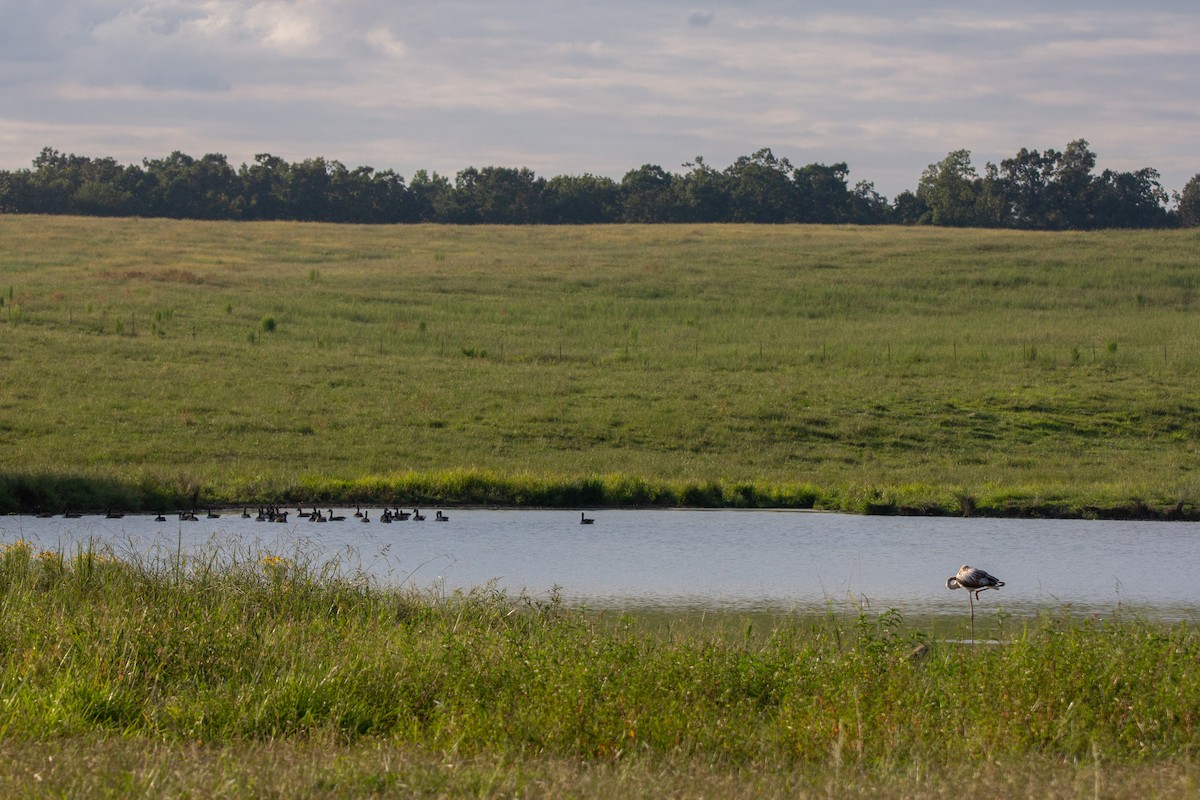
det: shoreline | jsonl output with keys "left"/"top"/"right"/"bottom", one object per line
{"left": 3, "top": 472, "right": 1196, "bottom": 521}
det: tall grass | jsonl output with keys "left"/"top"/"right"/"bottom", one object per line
{"left": 3, "top": 540, "right": 1199, "bottom": 767}
{"left": 2, "top": 217, "right": 1200, "bottom": 515}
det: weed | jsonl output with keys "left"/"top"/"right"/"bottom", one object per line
{"left": 0, "top": 542, "right": 1198, "bottom": 787}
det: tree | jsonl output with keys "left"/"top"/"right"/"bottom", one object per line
{"left": 537, "top": 174, "right": 620, "bottom": 223}
{"left": 891, "top": 190, "right": 926, "bottom": 225}
{"left": 994, "top": 147, "right": 1056, "bottom": 228}
{"left": 365, "top": 168, "right": 410, "bottom": 223}
{"left": 724, "top": 148, "right": 796, "bottom": 223}
{"left": 437, "top": 167, "right": 482, "bottom": 223}
{"left": 846, "top": 180, "right": 891, "bottom": 224}
{"left": 675, "top": 157, "right": 730, "bottom": 222}
{"left": 620, "top": 164, "right": 678, "bottom": 223}
{"left": 323, "top": 163, "right": 406, "bottom": 223}
{"left": 284, "top": 157, "right": 335, "bottom": 221}
{"left": 1088, "top": 167, "right": 1170, "bottom": 228}
{"left": 239, "top": 154, "right": 289, "bottom": 220}
{"left": 1176, "top": 174, "right": 1200, "bottom": 227}
{"left": 2, "top": 141, "right": 1185, "bottom": 229}
{"left": 917, "top": 150, "right": 982, "bottom": 226}
{"left": 793, "top": 162, "right": 851, "bottom": 223}
{"left": 455, "top": 166, "right": 544, "bottom": 224}
{"left": 972, "top": 163, "right": 1010, "bottom": 228}
{"left": 1046, "top": 139, "right": 1096, "bottom": 229}
{"left": 61, "top": 154, "right": 140, "bottom": 216}
{"left": 140, "top": 151, "right": 241, "bottom": 219}
{"left": 407, "top": 170, "right": 453, "bottom": 222}
{"left": 0, "top": 169, "right": 36, "bottom": 213}
{"left": 70, "top": 178, "right": 136, "bottom": 216}
{"left": 29, "top": 147, "right": 82, "bottom": 213}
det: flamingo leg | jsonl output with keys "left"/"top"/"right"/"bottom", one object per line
{"left": 969, "top": 593, "right": 975, "bottom": 641}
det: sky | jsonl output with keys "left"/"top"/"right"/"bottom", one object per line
{"left": 1, "top": 1, "right": 1197, "bottom": 201}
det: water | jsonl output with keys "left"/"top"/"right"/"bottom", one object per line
{"left": 3, "top": 508, "right": 1197, "bottom": 619}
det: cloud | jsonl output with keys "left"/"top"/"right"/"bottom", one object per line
{"left": 365, "top": 26, "right": 406, "bottom": 60}
{"left": 241, "top": 1, "right": 322, "bottom": 51}
{"left": 0, "top": 1, "right": 1196, "bottom": 199}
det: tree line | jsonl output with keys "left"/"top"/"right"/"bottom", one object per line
{"left": 1, "top": 141, "right": 1196, "bottom": 228}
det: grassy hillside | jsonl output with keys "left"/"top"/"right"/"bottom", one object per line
{"left": 2, "top": 216, "right": 1199, "bottom": 516}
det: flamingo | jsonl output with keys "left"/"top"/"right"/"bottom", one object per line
{"left": 947, "top": 564, "right": 1005, "bottom": 639}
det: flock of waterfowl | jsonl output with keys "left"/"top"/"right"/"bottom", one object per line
{"left": 176, "top": 506, "right": 448, "bottom": 523}
{"left": 34, "top": 507, "right": 601, "bottom": 524}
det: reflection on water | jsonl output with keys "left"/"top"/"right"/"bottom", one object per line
{"left": 3, "top": 509, "right": 1197, "bottom": 619}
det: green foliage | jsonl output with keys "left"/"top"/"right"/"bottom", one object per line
{"left": 0, "top": 142, "right": 1182, "bottom": 228}
{"left": 1178, "top": 174, "right": 1200, "bottom": 227}
{"left": 2, "top": 541, "right": 1199, "bottom": 780}
{"left": 917, "top": 149, "right": 981, "bottom": 226}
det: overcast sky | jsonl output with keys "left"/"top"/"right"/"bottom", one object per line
{"left": 1, "top": 1, "right": 1196, "bottom": 200}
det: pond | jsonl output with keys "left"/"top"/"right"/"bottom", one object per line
{"left": 3, "top": 508, "right": 1196, "bottom": 620}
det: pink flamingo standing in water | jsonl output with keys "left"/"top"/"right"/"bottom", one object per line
{"left": 946, "top": 564, "right": 1005, "bottom": 639}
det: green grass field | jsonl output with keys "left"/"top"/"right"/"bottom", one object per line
{"left": 2, "top": 216, "right": 1199, "bottom": 516}
{"left": 1, "top": 541, "right": 1199, "bottom": 798}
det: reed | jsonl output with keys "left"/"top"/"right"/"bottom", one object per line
{"left": 1, "top": 541, "right": 1198, "bottom": 797}
{"left": 2, "top": 217, "right": 1200, "bottom": 516}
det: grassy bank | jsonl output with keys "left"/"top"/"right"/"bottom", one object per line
{"left": 2, "top": 217, "right": 1200, "bottom": 516}
{"left": 1, "top": 541, "right": 1198, "bottom": 797}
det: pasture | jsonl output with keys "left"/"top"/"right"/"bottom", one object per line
{"left": 1, "top": 216, "right": 1199, "bottom": 515}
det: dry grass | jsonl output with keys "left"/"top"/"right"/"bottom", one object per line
{"left": 2, "top": 738, "right": 1198, "bottom": 799}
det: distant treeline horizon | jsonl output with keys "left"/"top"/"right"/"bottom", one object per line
{"left": 2, "top": 141, "right": 1197, "bottom": 229}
